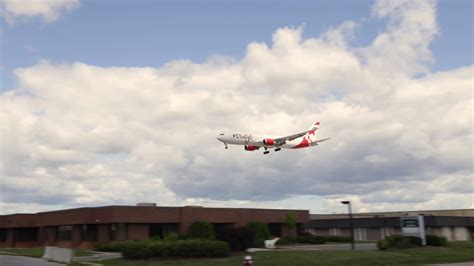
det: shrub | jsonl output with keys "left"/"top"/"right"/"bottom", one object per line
{"left": 187, "top": 221, "right": 216, "bottom": 240}
{"left": 247, "top": 221, "right": 271, "bottom": 247}
{"left": 377, "top": 239, "right": 390, "bottom": 250}
{"left": 120, "top": 239, "right": 230, "bottom": 259}
{"left": 149, "top": 235, "right": 162, "bottom": 241}
{"left": 379, "top": 235, "right": 422, "bottom": 250}
{"left": 121, "top": 241, "right": 154, "bottom": 259}
{"left": 94, "top": 242, "right": 126, "bottom": 252}
{"left": 219, "top": 227, "right": 255, "bottom": 251}
{"left": 426, "top": 235, "right": 448, "bottom": 246}
{"left": 395, "top": 237, "right": 416, "bottom": 249}
{"left": 163, "top": 232, "right": 179, "bottom": 241}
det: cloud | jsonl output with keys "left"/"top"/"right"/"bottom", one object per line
{"left": 1, "top": 0, "right": 472, "bottom": 214}
{"left": 0, "top": 0, "right": 80, "bottom": 25}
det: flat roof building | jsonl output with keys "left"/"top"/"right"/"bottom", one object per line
{"left": 0, "top": 205, "right": 309, "bottom": 249}
{"left": 304, "top": 209, "right": 474, "bottom": 242}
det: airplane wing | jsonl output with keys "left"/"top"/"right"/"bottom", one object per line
{"left": 272, "top": 130, "right": 315, "bottom": 146}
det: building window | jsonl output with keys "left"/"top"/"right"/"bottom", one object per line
{"left": 0, "top": 229, "right": 6, "bottom": 242}
{"left": 81, "top": 224, "right": 98, "bottom": 242}
{"left": 15, "top": 228, "right": 38, "bottom": 242}
{"left": 149, "top": 224, "right": 178, "bottom": 238}
{"left": 57, "top": 226, "right": 73, "bottom": 241}
{"left": 110, "top": 224, "right": 127, "bottom": 241}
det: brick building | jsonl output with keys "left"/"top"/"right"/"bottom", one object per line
{"left": 0, "top": 205, "right": 309, "bottom": 249}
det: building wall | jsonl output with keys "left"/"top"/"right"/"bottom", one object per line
{"left": 0, "top": 206, "right": 309, "bottom": 248}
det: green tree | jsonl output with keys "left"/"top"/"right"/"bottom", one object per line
{"left": 283, "top": 213, "right": 297, "bottom": 229}
{"left": 247, "top": 221, "right": 271, "bottom": 247}
{"left": 187, "top": 221, "right": 216, "bottom": 240}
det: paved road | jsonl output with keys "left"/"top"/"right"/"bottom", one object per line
{"left": 0, "top": 255, "right": 64, "bottom": 266}
{"left": 247, "top": 243, "right": 378, "bottom": 252}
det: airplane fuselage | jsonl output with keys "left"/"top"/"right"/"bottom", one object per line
{"left": 217, "top": 133, "right": 313, "bottom": 149}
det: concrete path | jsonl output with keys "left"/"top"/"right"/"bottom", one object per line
{"left": 247, "top": 243, "right": 377, "bottom": 252}
{"left": 75, "top": 251, "right": 121, "bottom": 262}
{"left": 0, "top": 254, "right": 64, "bottom": 266}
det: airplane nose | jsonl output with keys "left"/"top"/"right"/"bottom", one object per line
{"left": 217, "top": 133, "right": 225, "bottom": 141}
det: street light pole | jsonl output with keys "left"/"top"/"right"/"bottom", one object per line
{"left": 341, "top": 201, "right": 355, "bottom": 250}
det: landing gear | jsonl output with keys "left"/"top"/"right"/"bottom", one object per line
{"left": 275, "top": 148, "right": 281, "bottom": 152}
{"left": 263, "top": 147, "right": 269, "bottom": 155}
{"left": 224, "top": 143, "right": 228, "bottom": 149}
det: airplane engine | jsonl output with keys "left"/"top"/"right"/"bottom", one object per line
{"left": 244, "top": 145, "right": 258, "bottom": 151}
{"left": 262, "top": 139, "right": 276, "bottom": 146}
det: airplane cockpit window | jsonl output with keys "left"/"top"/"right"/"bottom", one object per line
{"left": 219, "top": 133, "right": 225, "bottom": 136}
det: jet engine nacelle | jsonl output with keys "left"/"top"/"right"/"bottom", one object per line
{"left": 262, "top": 139, "right": 276, "bottom": 146}
{"left": 244, "top": 145, "right": 258, "bottom": 151}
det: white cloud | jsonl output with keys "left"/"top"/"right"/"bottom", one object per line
{"left": 1, "top": 0, "right": 472, "bottom": 214}
{"left": 0, "top": 0, "right": 79, "bottom": 25}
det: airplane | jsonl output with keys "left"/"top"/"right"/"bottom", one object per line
{"left": 217, "top": 121, "right": 330, "bottom": 154}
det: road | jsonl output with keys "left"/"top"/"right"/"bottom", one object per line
{"left": 0, "top": 255, "right": 64, "bottom": 266}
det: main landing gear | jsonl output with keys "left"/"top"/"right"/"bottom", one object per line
{"left": 224, "top": 143, "right": 228, "bottom": 149}
{"left": 263, "top": 147, "right": 281, "bottom": 154}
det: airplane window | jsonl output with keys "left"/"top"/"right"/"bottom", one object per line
{"left": 219, "top": 133, "right": 224, "bottom": 136}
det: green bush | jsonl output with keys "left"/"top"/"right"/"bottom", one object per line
{"left": 94, "top": 242, "right": 127, "bottom": 252}
{"left": 377, "top": 239, "right": 390, "bottom": 250}
{"left": 426, "top": 235, "right": 448, "bottom": 246}
{"left": 187, "top": 221, "right": 216, "bottom": 240}
{"left": 277, "top": 235, "right": 326, "bottom": 245}
{"left": 247, "top": 221, "right": 271, "bottom": 247}
{"left": 121, "top": 241, "right": 154, "bottom": 259}
{"left": 120, "top": 239, "right": 230, "bottom": 259}
{"left": 163, "top": 232, "right": 179, "bottom": 241}
{"left": 379, "top": 235, "right": 422, "bottom": 250}
{"left": 283, "top": 213, "right": 297, "bottom": 229}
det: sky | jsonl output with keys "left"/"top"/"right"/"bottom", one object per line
{"left": 0, "top": 0, "right": 473, "bottom": 215}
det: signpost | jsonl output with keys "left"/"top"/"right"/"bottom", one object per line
{"left": 400, "top": 215, "right": 426, "bottom": 245}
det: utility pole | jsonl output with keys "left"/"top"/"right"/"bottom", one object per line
{"left": 341, "top": 200, "right": 355, "bottom": 250}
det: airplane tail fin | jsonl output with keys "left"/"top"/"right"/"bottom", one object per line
{"left": 307, "top": 121, "right": 320, "bottom": 136}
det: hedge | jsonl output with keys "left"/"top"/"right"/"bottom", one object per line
{"left": 121, "top": 239, "right": 230, "bottom": 259}
{"left": 426, "top": 235, "right": 448, "bottom": 246}
{"left": 377, "top": 235, "right": 422, "bottom": 250}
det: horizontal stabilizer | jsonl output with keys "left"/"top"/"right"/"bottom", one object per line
{"left": 311, "top": 138, "right": 331, "bottom": 146}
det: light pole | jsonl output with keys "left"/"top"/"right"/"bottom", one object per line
{"left": 341, "top": 201, "right": 355, "bottom": 250}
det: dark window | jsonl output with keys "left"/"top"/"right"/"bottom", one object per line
{"left": 81, "top": 224, "right": 98, "bottom": 242}
{"left": 110, "top": 224, "right": 127, "bottom": 241}
{"left": 57, "top": 226, "right": 73, "bottom": 241}
{"left": 15, "top": 228, "right": 38, "bottom": 242}
{"left": 268, "top": 223, "right": 282, "bottom": 236}
{"left": 0, "top": 229, "right": 7, "bottom": 242}
{"left": 149, "top": 224, "right": 178, "bottom": 238}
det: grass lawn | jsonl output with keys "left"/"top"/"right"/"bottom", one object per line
{"left": 0, "top": 247, "right": 97, "bottom": 258}
{"left": 95, "top": 241, "right": 474, "bottom": 266}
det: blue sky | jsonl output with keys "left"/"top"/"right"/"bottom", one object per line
{"left": 2, "top": 0, "right": 472, "bottom": 91}
{"left": 0, "top": 0, "right": 472, "bottom": 214}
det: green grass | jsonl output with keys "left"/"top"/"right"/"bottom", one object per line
{"left": 96, "top": 241, "right": 474, "bottom": 266}
{"left": 0, "top": 247, "right": 97, "bottom": 258}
